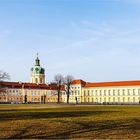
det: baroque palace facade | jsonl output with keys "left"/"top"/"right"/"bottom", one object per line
{"left": 0, "top": 56, "right": 140, "bottom": 104}
{"left": 0, "top": 55, "right": 65, "bottom": 103}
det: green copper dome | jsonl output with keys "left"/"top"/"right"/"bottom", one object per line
{"left": 31, "top": 54, "right": 45, "bottom": 74}
{"left": 31, "top": 66, "right": 45, "bottom": 74}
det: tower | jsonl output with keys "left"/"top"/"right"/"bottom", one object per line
{"left": 30, "top": 54, "right": 45, "bottom": 84}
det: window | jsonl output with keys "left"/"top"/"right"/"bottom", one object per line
{"left": 108, "top": 90, "right": 111, "bottom": 96}
{"left": 84, "top": 98, "right": 86, "bottom": 102}
{"left": 88, "top": 90, "right": 90, "bottom": 96}
{"left": 123, "top": 97, "right": 125, "bottom": 102}
{"left": 96, "top": 98, "right": 98, "bottom": 102}
{"left": 113, "top": 97, "right": 115, "bottom": 102}
{"left": 127, "top": 89, "right": 130, "bottom": 95}
{"left": 138, "top": 89, "right": 140, "bottom": 95}
{"left": 118, "top": 90, "right": 120, "bottom": 96}
{"left": 95, "top": 90, "right": 97, "bottom": 96}
{"left": 92, "top": 90, "right": 94, "bottom": 96}
{"left": 100, "top": 90, "right": 102, "bottom": 96}
{"left": 78, "top": 91, "right": 80, "bottom": 95}
{"left": 128, "top": 97, "right": 130, "bottom": 102}
{"left": 133, "top": 89, "right": 135, "bottom": 95}
{"left": 118, "top": 97, "right": 120, "bottom": 102}
{"left": 104, "top": 90, "right": 106, "bottom": 96}
{"left": 35, "top": 78, "right": 38, "bottom": 84}
{"left": 40, "top": 78, "right": 42, "bottom": 83}
{"left": 92, "top": 98, "right": 94, "bottom": 102}
{"left": 133, "top": 97, "right": 135, "bottom": 102}
{"left": 84, "top": 90, "right": 86, "bottom": 96}
{"left": 122, "top": 89, "right": 125, "bottom": 95}
{"left": 113, "top": 90, "right": 115, "bottom": 96}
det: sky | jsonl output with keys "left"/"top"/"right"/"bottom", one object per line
{"left": 1, "top": 0, "right": 140, "bottom": 83}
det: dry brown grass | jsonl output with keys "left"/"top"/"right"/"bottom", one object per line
{"left": 0, "top": 104, "right": 139, "bottom": 139}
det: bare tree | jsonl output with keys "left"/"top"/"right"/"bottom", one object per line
{"left": 0, "top": 70, "right": 10, "bottom": 82}
{"left": 0, "top": 70, "right": 10, "bottom": 102}
{"left": 65, "top": 75, "right": 74, "bottom": 104}
{"left": 54, "top": 74, "right": 64, "bottom": 103}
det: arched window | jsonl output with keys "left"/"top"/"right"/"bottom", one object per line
{"left": 35, "top": 78, "right": 38, "bottom": 84}
{"left": 40, "top": 78, "right": 42, "bottom": 83}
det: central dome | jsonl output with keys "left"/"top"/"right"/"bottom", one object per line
{"left": 30, "top": 54, "right": 46, "bottom": 84}
{"left": 31, "top": 66, "right": 45, "bottom": 74}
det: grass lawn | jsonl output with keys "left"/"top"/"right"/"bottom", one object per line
{"left": 0, "top": 104, "right": 139, "bottom": 139}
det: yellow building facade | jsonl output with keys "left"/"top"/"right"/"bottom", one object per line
{"left": 0, "top": 56, "right": 140, "bottom": 104}
{"left": 67, "top": 80, "right": 140, "bottom": 104}
{"left": 0, "top": 82, "right": 65, "bottom": 103}
{"left": 0, "top": 55, "right": 65, "bottom": 103}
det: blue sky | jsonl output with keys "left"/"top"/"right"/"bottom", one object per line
{"left": 1, "top": 0, "right": 140, "bottom": 83}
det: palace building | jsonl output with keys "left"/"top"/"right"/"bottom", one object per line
{"left": 0, "top": 55, "right": 65, "bottom": 103}
{"left": 67, "top": 80, "right": 140, "bottom": 104}
{"left": 65, "top": 80, "right": 140, "bottom": 104}
{"left": 0, "top": 56, "right": 140, "bottom": 104}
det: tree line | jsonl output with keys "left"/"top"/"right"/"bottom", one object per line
{"left": 0, "top": 70, "right": 10, "bottom": 93}
{"left": 53, "top": 74, "right": 74, "bottom": 104}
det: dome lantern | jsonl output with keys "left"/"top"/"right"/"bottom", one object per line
{"left": 30, "top": 53, "right": 45, "bottom": 84}
{"left": 35, "top": 53, "right": 40, "bottom": 66}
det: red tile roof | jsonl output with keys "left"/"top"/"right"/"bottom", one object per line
{"left": 85, "top": 81, "right": 140, "bottom": 87}
{"left": 1, "top": 80, "right": 140, "bottom": 89}
{"left": 70, "top": 79, "right": 86, "bottom": 86}
{"left": 0, "top": 81, "right": 65, "bottom": 90}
